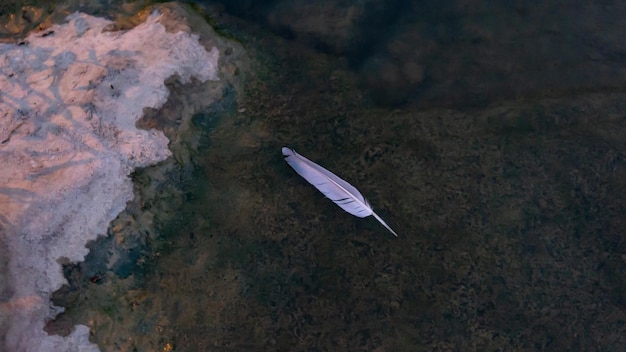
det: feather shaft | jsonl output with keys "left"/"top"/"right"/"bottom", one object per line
{"left": 282, "top": 147, "right": 398, "bottom": 237}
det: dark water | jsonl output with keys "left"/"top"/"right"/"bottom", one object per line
{"left": 6, "top": 0, "right": 625, "bottom": 351}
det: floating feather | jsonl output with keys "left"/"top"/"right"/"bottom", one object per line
{"left": 282, "top": 147, "right": 399, "bottom": 237}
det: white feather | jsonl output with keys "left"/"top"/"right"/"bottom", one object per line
{"left": 282, "top": 147, "right": 399, "bottom": 237}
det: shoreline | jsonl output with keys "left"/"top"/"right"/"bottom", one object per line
{"left": 0, "top": 5, "right": 224, "bottom": 350}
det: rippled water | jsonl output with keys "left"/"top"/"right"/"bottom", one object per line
{"left": 4, "top": 1, "right": 626, "bottom": 351}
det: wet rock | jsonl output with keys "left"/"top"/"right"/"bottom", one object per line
{"left": 0, "top": 2, "right": 245, "bottom": 351}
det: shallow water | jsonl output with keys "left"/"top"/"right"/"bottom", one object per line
{"left": 4, "top": 1, "right": 626, "bottom": 351}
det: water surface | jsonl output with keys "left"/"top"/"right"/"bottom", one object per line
{"left": 4, "top": 0, "right": 625, "bottom": 350}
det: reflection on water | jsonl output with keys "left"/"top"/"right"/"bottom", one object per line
{"left": 4, "top": 0, "right": 626, "bottom": 350}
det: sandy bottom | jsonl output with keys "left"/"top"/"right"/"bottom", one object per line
{"left": 48, "top": 9, "right": 626, "bottom": 350}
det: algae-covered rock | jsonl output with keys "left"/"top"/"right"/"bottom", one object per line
{"left": 0, "top": 2, "right": 244, "bottom": 351}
